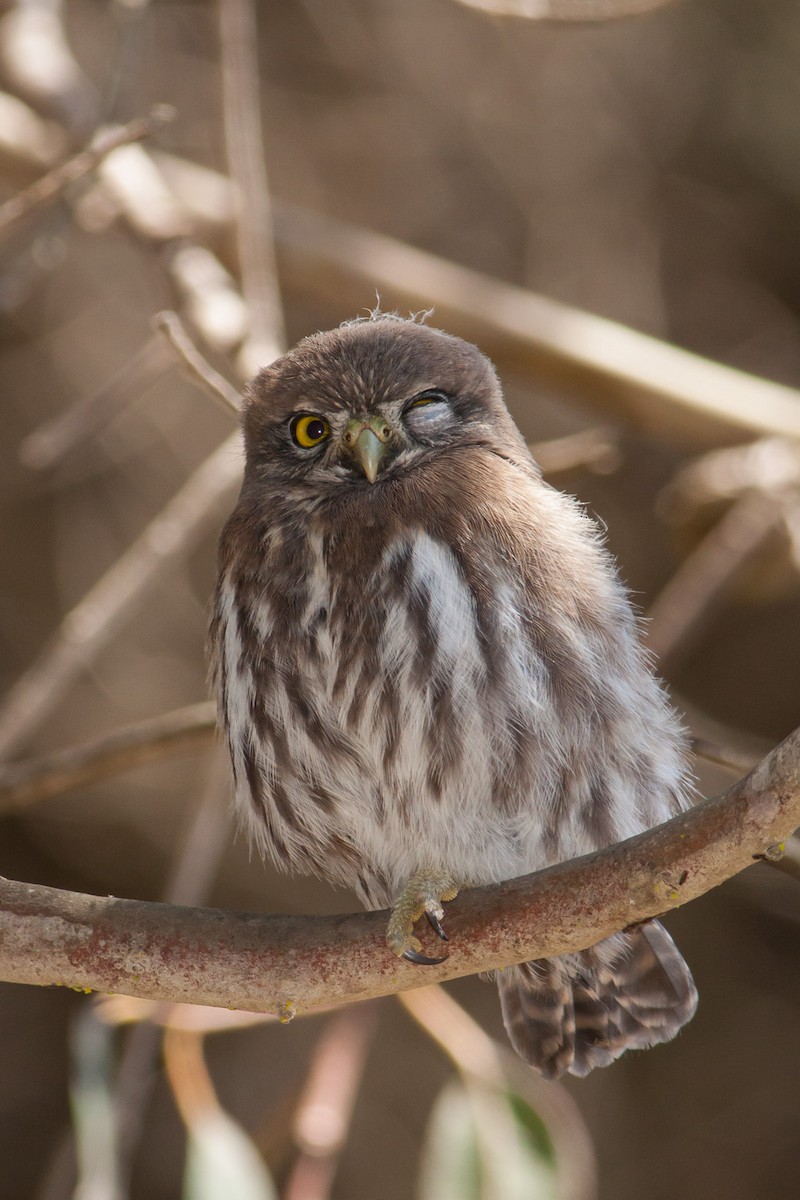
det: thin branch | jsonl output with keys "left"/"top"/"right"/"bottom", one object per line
{"left": 0, "top": 107, "right": 174, "bottom": 241}
{"left": 162, "top": 1027, "right": 218, "bottom": 1127}
{"left": 0, "top": 433, "right": 241, "bottom": 761}
{"left": 274, "top": 203, "right": 800, "bottom": 449}
{"left": 528, "top": 427, "right": 620, "bottom": 476}
{"left": 153, "top": 311, "right": 242, "bottom": 415}
{"left": 690, "top": 737, "right": 757, "bottom": 777}
{"left": 1, "top": 723, "right": 798, "bottom": 1010}
{"left": 166, "top": 244, "right": 251, "bottom": 353}
{"left": 284, "top": 1007, "right": 378, "bottom": 1200}
{"left": 218, "top": 0, "right": 285, "bottom": 370}
{"left": 0, "top": 701, "right": 217, "bottom": 811}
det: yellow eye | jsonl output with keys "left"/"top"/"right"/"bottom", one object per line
{"left": 291, "top": 414, "right": 331, "bottom": 448}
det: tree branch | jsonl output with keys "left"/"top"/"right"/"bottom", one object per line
{"left": 0, "top": 434, "right": 241, "bottom": 760}
{"left": 0, "top": 107, "right": 174, "bottom": 241}
{"left": 0, "top": 702, "right": 216, "bottom": 812}
{"left": 1, "top": 725, "right": 798, "bottom": 1013}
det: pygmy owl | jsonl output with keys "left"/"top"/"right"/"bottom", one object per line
{"left": 210, "top": 315, "right": 697, "bottom": 1078}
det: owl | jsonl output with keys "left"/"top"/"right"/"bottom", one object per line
{"left": 209, "top": 315, "right": 697, "bottom": 1078}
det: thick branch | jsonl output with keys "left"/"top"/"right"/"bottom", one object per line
{"left": 1, "top": 726, "right": 798, "bottom": 1013}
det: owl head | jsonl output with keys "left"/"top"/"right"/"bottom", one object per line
{"left": 239, "top": 317, "right": 532, "bottom": 497}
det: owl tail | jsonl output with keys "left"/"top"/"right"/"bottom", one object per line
{"left": 496, "top": 921, "right": 697, "bottom": 1079}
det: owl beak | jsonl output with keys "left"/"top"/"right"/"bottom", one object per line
{"left": 343, "top": 416, "right": 394, "bottom": 483}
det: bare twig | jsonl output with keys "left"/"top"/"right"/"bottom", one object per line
{"left": 691, "top": 737, "right": 757, "bottom": 777}
{"left": 0, "top": 701, "right": 217, "bottom": 811}
{"left": 1, "top": 723, "right": 798, "bottom": 1009}
{"left": 646, "top": 490, "right": 787, "bottom": 674}
{"left": 529, "top": 427, "right": 620, "bottom": 476}
{"left": 163, "top": 1024, "right": 277, "bottom": 1193}
{"left": 284, "top": 1007, "right": 378, "bottom": 1200}
{"left": 154, "top": 311, "right": 242, "bottom": 415}
{"left": 218, "top": 0, "right": 285, "bottom": 370}
{"left": 167, "top": 245, "right": 250, "bottom": 353}
{"left": 0, "top": 107, "right": 174, "bottom": 241}
{"left": 401, "top": 986, "right": 596, "bottom": 1200}
{"left": 162, "top": 1027, "right": 217, "bottom": 1126}
{"left": 274, "top": 204, "right": 800, "bottom": 448}
{"left": 0, "top": 433, "right": 241, "bottom": 761}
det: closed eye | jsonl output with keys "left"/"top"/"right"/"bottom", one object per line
{"left": 405, "top": 389, "right": 451, "bottom": 411}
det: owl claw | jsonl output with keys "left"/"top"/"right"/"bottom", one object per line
{"left": 402, "top": 947, "right": 448, "bottom": 966}
{"left": 425, "top": 910, "right": 449, "bottom": 941}
{"left": 386, "top": 871, "right": 459, "bottom": 966}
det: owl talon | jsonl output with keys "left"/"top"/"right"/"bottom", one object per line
{"left": 386, "top": 871, "right": 459, "bottom": 965}
{"left": 426, "top": 910, "right": 449, "bottom": 941}
{"left": 403, "top": 947, "right": 448, "bottom": 966}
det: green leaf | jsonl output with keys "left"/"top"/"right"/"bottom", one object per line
{"left": 418, "top": 1079, "right": 482, "bottom": 1200}
{"left": 418, "top": 1077, "right": 558, "bottom": 1200}
{"left": 183, "top": 1109, "right": 278, "bottom": 1200}
{"left": 70, "top": 1010, "right": 123, "bottom": 1200}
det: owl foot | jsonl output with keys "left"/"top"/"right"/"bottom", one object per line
{"left": 386, "top": 872, "right": 459, "bottom": 966}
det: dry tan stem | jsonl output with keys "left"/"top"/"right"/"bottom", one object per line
{"left": 154, "top": 310, "right": 242, "bottom": 414}
{"left": 218, "top": 0, "right": 285, "bottom": 370}
{"left": 0, "top": 107, "right": 173, "bottom": 241}
{"left": 0, "top": 724, "right": 798, "bottom": 1010}
{"left": 284, "top": 1007, "right": 378, "bottom": 1200}
{"left": 275, "top": 204, "right": 800, "bottom": 448}
{"left": 690, "top": 737, "right": 757, "bottom": 776}
{"left": 0, "top": 701, "right": 217, "bottom": 811}
{"left": 528, "top": 427, "right": 620, "bottom": 475}
{"left": 162, "top": 1027, "right": 220, "bottom": 1126}
{"left": 646, "top": 490, "right": 787, "bottom": 673}
{"left": 0, "top": 433, "right": 241, "bottom": 761}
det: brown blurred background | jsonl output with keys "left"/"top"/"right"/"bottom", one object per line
{"left": 1, "top": 0, "right": 800, "bottom": 1197}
